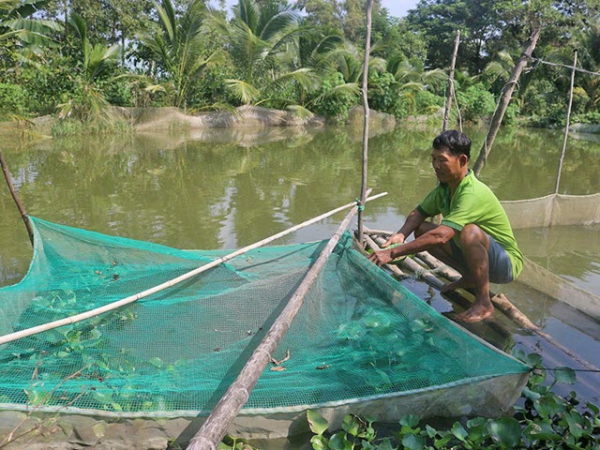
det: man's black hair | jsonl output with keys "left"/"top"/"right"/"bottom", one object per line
{"left": 432, "top": 130, "right": 471, "bottom": 160}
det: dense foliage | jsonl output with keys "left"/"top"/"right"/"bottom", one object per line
{"left": 1, "top": 0, "right": 600, "bottom": 127}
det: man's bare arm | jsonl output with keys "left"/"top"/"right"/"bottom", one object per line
{"left": 382, "top": 208, "right": 427, "bottom": 247}
{"left": 369, "top": 224, "right": 456, "bottom": 266}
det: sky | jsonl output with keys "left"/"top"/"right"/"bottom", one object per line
{"left": 380, "top": 0, "right": 420, "bottom": 18}
{"left": 211, "top": 1, "right": 421, "bottom": 19}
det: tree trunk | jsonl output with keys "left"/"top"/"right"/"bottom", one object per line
{"left": 442, "top": 30, "right": 460, "bottom": 131}
{"left": 473, "top": 28, "right": 541, "bottom": 177}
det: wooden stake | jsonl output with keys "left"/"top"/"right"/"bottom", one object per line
{"left": 0, "top": 149, "right": 34, "bottom": 245}
{"left": 555, "top": 49, "right": 577, "bottom": 194}
{"left": 442, "top": 30, "right": 460, "bottom": 131}
{"left": 185, "top": 190, "right": 371, "bottom": 450}
{"left": 0, "top": 192, "right": 387, "bottom": 346}
{"left": 473, "top": 28, "right": 541, "bottom": 177}
{"left": 357, "top": 0, "right": 374, "bottom": 247}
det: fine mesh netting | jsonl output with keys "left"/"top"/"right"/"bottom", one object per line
{"left": 502, "top": 193, "right": 600, "bottom": 229}
{"left": 0, "top": 217, "right": 529, "bottom": 417}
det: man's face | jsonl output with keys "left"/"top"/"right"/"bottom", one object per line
{"left": 431, "top": 147, "right": 467, "bottom": 184}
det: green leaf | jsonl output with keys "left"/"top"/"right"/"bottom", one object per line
{"left": 309, "top": 435, "right": 328, "bottom": 450}
{"left": 400, "top": 414, "right": 420, "bottom": 428}
{"left": 525, "top": 353, "right": 543, "bottom": 367}
{"left": 465, "top": 417, "right": 489, "bottom": 442}
{"left": 451, "top": 422, "right": 468, "bottom": 442}
{"left": 341, "top": 414, "right": 361, "bottom": 437}
{"left": 535, "top": 395, "right": 561, "bottom": 418}
{"left": 27, "top": 388, "right": 47, "bottom": 406}
{"left": 307, "top": 410, "right": 329, "bottom": 436}
{"left": 148, "top": 357, "right": 164, "bottom": 368}
{"left": 553, "top": 367, "right": 576, "bottom": 385}
{"left": 564, "top": 411, "right": 586, "bottom": 438}
{"left": 524, "top": 421, "right": 561, "bottom": 441}
{"left": 402, "top": 433, "right": 425, "bottom": 450}
{"left": 586, "top": 402, "right": 599, "bottom": 415}
{"left": 487, "top": 417, "right": 522, "bottom": 447}
{"left": 92, "top": 391, "right": 113, "bottom": 404}
{"left": 328, "top": 432, "right": 351, "bottom": 450}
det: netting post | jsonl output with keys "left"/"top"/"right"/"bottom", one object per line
{"left": 442, "top": 30, "right": 460, "bottom": 132}
{"left": 0, "top": 149, "right": 34, "bottom": 246}
{"left": 357, "top": 0, "right": 373, "bottom": 247}
{"left": 555, "top": 49, "right": 577, "bottom": 195}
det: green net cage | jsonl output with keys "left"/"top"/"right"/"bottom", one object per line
{"left": 0, "top": 217, "right": 530, "bottom": 441}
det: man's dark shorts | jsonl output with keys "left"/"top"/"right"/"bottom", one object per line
{"left": 450, "top": 235, "right": 514, "bottom": 284}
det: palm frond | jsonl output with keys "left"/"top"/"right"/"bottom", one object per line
{"left": 225, "top": 79, "right": 261, "bottom": 105}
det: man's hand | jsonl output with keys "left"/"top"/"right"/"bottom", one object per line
{"left": 368, "top": 249, "right": 394, "bottom": 267}
{"left": 382, "top": 233, "right": 405, "bottom": 248}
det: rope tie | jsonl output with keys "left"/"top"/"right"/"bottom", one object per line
{"left": 355, "top": 198, "right": 364, "bottom": 212}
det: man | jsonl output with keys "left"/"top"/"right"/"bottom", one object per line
{"left": 368, "top": 130, "right": 523, "bottom": 323}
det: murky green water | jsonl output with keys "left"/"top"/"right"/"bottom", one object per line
{"left": 1, "top": 123, "right": 599, "bottom": 405}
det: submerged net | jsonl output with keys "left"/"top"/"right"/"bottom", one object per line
{"left": 0, "top": 217, "right": 529, "bottom": 418}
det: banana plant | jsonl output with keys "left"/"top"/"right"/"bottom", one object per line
{"left": 0, "top": 0, "right": 61, "bottom": 45}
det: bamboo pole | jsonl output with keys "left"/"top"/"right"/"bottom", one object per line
{"left": 442, "top": 30, "right": 460, "bottom": 131}
{"left": 473, "top": 28, "right": 541, "bottom": 177}
{"left": 186, "top": 190, "right": 371, "bottom": 450}
{"left": 555, "top": 49, "right": 577, "bottom": 194}
{"left": 0, "top": 149, "right": 34, "bottom": 245}
{"left": 366, "top": 231, "right": 600, "bottom": 372}
{"left": 357, "top": 0, "right": 374, "bottom": 247}
{"left": 363, "top": 234, "right": 405, "bottom": 277}
{"left": 0, "top": 192, "right": 388, "bottom": 347}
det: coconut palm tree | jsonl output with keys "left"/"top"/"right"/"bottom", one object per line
{"left": 137, "top": 0, "right": 218, "bottom": 108}
{"left": 57, "top": 13, "right": 120, "bottom": 122}
{"left": 385, "top": 56, "right": 447, "bottom": 113}
{"left": 207, "top": 0, "right": 319, "bottom": 110}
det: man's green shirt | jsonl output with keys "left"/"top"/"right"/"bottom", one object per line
{"left": 417, "top": 170, "right": 524, "bottom": 279}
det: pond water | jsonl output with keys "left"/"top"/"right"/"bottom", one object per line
{"left": 0, "top": 123, "right": 599, "bottom": 408}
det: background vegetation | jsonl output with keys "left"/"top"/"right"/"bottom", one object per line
{"left": 2, "top": 0, "right": 600, "bottom": 128}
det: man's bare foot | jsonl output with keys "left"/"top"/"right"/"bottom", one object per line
{"left": 455, "top": 303, "right": 494, "bottom": 323}
{"left": 440, "top": 278, "right": 473, "bottom": 294}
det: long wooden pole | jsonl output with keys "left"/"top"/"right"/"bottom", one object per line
{"left": 357, "top": 0, "right": 374, "bottom": 247}
{"left": 186, "top": 190, "right": 371, "bottom": 450}
{"left": 0, "top": 149, "right": 34, "bottom": 245}
{"left": 0, "top": 192, "right": 387, "bottom": 346}
{"left": 555, "top": 49, "right": 577, "bottom": 194}
{"left": 442, "top": 30, "right": 460, "bottom": 131}
{"left": 473, "top": 28, "right": 540, "bottom": 177}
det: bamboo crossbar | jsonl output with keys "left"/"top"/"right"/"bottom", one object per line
{"left": 0, "top": 192, "right": 387, "bottom": 347}
{"left": 186, "top": 190, "right": 371, "bottom": 450}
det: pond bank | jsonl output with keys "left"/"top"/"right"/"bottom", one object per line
{"left": 0, "top": 105, "right": 398, "bottom": 140}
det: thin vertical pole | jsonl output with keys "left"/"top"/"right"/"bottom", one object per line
{"left": 0, "top": 149, "right": 34, "bottom": 245}
{"left": 555, "top": 50, "right": 577, "bottom": 194}
{"left": 442, "top": 30, "right": 460, "bottom": 131}
{"left": 357, "top": 0, "right": 374, "bottom": 246}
